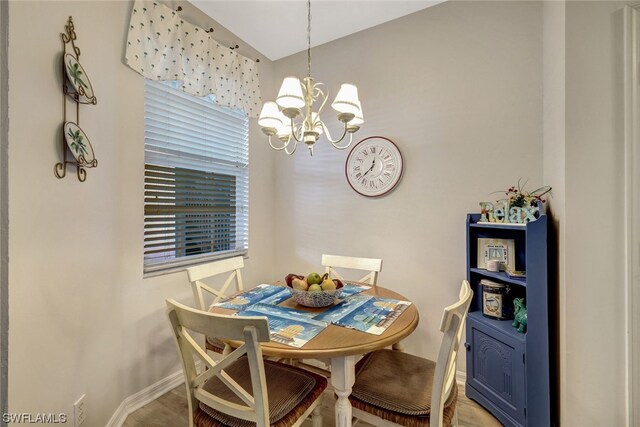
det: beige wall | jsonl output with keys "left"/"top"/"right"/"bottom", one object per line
{"left": 544, "top": 1, "right": 628, "bottom": 425}
{"left": 271, "top": 1, "right": 543, "bottom": 365}
{"left": 564, "top": 1, "right": 627, "bottom": 425}
{"left": 0, "top": 0, "right": 8, "bottom": 416}
{"left": 7, "top": 1, "right": 276, "bottom": 425}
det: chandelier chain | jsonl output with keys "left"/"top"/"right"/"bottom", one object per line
{"left": 307, "top": 0, "right": 311, "bottom": 79}
{"left": 259, "top": 0, "right": 361, "bottom": 156}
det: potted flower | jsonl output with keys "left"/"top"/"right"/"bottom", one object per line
{"left": 498, "top": 178, "right": 552, "bottom": 211}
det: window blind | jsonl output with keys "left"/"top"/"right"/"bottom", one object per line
{"left": 144, "top": 80, "right": 249, "bottom": 273}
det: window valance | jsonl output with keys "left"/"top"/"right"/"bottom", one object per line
{"left": 125, "top": 0, "right": 261, "bottom": 118}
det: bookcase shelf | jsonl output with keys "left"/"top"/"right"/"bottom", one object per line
{"left": 467, "top": 311, "right": 525, "bottom": 343}
{"left": 470, "top": 222, "right": 527, "bottom": 230}
{"left": 465, "top": 213, "right": 554, "bottom": 427}
{"left": 469, "top": 268, "right": 527, "bottom": 287}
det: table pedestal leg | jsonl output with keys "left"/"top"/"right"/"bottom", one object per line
{"left": 331, "top": 355, "right": 356, "bottom": 427}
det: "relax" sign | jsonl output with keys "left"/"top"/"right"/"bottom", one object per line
{"left": 479, "top": 201, "right": 539, "bottom": 224}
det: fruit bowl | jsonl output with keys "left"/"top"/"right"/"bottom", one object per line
{"left": 285, "top": 273, "right": 344, "bottom": 308}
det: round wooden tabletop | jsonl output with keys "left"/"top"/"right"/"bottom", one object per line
{"left": 212, "top": 284, "right": 419, "bottom": 359}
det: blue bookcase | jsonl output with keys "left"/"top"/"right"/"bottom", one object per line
{"left": 464, "top": 213, "right": 554, "bottom": 427}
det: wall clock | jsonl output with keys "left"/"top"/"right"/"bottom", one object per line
{"left": 345, "top": 136, "right": 404, "bottom": 197}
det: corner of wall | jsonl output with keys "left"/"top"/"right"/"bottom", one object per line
{"left": 0, "top": 0, "right": 9, "bottom": 419}
{"left": 542, "top": 2, "right": 565, "bottom": 425}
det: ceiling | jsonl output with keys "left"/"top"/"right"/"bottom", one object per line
{"left": 190, "top": 1, "right": 446, "bottom": 61}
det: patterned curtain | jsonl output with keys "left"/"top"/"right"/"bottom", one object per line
{"left": 125, "top": 0, "right": 261, "bottom": 117}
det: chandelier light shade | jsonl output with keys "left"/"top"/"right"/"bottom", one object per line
{"left": 332, "top": 83, "right": 360, "bottom": 118}
{"left": 277, "top": 120, "right": 293, "bottom": 141}
{"left": 349, "top": 100, "right": 364, "bottom": 126}
{"left": 258, "top": 0, "right": 363, "bottom": 155}
{"left": 258, "top": 101, "right": 283, "bottom": 130}
{"left": 276, "top": 77, "right": 306, "bottom": 112}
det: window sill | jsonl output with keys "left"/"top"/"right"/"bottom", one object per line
{"left": 143, "top": 251, "right": 249, "bottom": 279}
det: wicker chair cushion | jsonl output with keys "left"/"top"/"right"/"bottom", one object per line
{"left": 193, "top": 359, "right": 327, "bottom": 427}
{"left": 206, "top": 336, "right": 225, "bottom": 354}
{"left": 349, "top": 349, "right": 457, "bottom": 427}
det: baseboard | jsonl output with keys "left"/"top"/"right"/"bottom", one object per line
{"left": 456, "top": 370, "right": 467, "bottom": 385}
{"left": 105, "top": 399, "right": 129, "bottom": 427}
{"left": 106, "top": 363, "right": 200, "bottom": 427}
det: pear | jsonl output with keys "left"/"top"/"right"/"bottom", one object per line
{"left": 321, "top": 278, "right": 337, "bottom": 291}
{"left": 285, "top": 273, "right": 305, "bottom": 287}
{"left": 292, "top": 278, "right": 309, "bottom": 291}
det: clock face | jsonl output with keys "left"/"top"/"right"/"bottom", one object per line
{"left": 345, "top": 136, "right": 403, "bottom": 197}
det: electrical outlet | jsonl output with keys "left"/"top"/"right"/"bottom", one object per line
{"left": 73, "top": 394, "right": 86, "bottom": 426}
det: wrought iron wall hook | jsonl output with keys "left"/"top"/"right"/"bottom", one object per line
{"left": 61, "top": 16, "right": 81, "bottom": 57}
{"left": 56, "top": 16, "right": 98, "bottom": 183}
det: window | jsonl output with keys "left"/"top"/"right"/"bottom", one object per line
{"left": 143, "top": 80, "right": 249, "bottom": 274}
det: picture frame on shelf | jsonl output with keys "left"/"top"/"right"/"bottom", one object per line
{"left": 477, "top": 238, "right": 515, "bottom": 272}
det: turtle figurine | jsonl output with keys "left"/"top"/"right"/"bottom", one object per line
{"left": 512, "top": 297, "right": 527, "bottom": 333}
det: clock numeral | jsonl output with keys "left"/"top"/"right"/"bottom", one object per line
{"left": 354, "top": 165, "right": 361, "bottom": 171}
{"left": 382, "top": 154, "right": 392, "bottom": 161}
{"left": 379, "top": 178, "right": 385, "bottom": 185}
{"left": 361, "top": 149, "right": 368, "bottom": 157}
{"left": 361, "top": 177, "right": 367, "bottom": 186}
{"left": 383, "top": 170, "right": 393, "bottom": 178}
{"left": 370, "top": 146, "right": 376, "bottom": 154}
{"left": 356, "top": 157, "right": 363, "bottom": 163}
{"left": 385, "top": 163, "right": 395, "bottom": 170}
{"left": 369, "top": 180, "right": 376, "bottom": 189}
{"left": 355, "top": 172, "right": 362, "bottom": 179}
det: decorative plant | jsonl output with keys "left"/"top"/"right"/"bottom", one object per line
{"left": 66, "top": 62, "right": 88, "bottom": 89}
{"left": 67, "top": 129, "right": 88, "bottom": 156}
{"left": 496, "top": 178, "right": 552, "bottom": 207}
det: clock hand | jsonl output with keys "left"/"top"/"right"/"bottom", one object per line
{"left": 363, "top": 158, "right": 376, "bottom": 177}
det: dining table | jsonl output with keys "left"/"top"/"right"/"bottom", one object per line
{"left": 210, "top": 283, "right": 419, "bottom": 427}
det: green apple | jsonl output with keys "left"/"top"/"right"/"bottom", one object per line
{"left": 308, "top": 284, "right": 322, "bottom": 292}
{"left": 306, "top": 272, "right": 322, "bottom": 285}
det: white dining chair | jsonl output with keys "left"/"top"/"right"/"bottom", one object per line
{"left": 321, "top": 254, "right": 383, "bottom": 287}
{"left": 321, "top": 254, "right": 402, "bottom": 352}
{"left": 166, "top": 299, "right": 326, "bottom": 427}
{"left": 186, "top": 256, "right": 244, "bottom": 354}
{"left": 348, "top": 280, "right": 473, "bottom": 427}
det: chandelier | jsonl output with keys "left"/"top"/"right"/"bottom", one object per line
{"left": 258, "top": 0, "right": 363, "bottom": 156}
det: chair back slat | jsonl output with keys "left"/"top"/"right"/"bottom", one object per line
{"left": 194, "top": 389, "right": 258, "bottom": 421}
{"left": 187, "top": 256, "right": 245, "bottom": 282}
{"left": 244, "top": 325, "right": 270, "bottom": 426}
{"left": 321, "top": 254, "right": 383, "bottom": 286}
{"left": 191, "top": 343, "right": 247, "bottom": 388}
{"left": 430, "top": 280, "right": 473, "bottom": 427}
{"left": 166, "top": 299, "right": 271, "bottom": 426}
{"left": 180, "top": 326, "right": 219, "bottom": 375}
{"left": 217, "top": 369, "right": 256, "bottom": 407}
{"left": 186, "top": 256, "right": 245, "bottom": 310}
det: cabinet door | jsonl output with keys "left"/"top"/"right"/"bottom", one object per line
{"left": 466, "top": 316, "right": 526, "bottom": 425}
